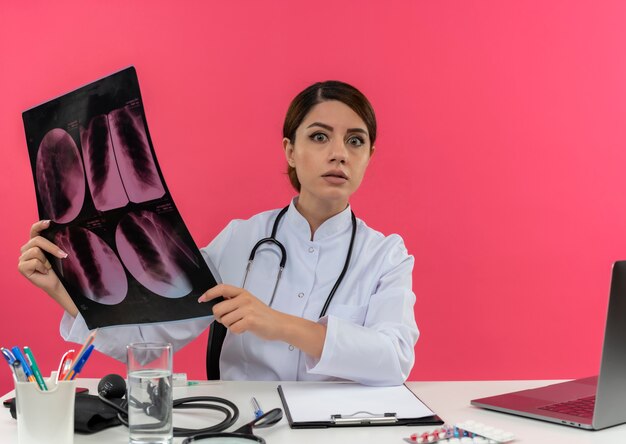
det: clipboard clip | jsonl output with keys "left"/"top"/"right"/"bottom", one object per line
{"left": 331, "top": 411, "right": 398, "bottom": 425}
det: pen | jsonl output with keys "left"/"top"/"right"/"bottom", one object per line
{"left": 57, "top": 349, "right": 75, "bottom": 382}
{"left": 1, "top": 348, "right": 16, "bottom": 366}
{"left": 65, "top": 330, "right": 97, "bottom": 380}
{"left": 12, "top": 361, "right": 28, "bottom": 383}
{"left": 67, "top": 344, "right": 94, "bottom": 380}
{"left": 251, "top": 396, "right": 264, "bottom": 418}
{"left": 11, "top": 347, "right": 36, "bottom": 383}
{"left": 24, "top": 347, "right": 48, "bottom": 391}
{"left": 2, "top": 348, "right": 17, "bottom": 379}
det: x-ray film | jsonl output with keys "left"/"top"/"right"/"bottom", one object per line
{"left": 23, "top": 67, "right": 219, "bottom": 329}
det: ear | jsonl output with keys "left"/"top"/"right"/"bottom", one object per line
{"left": 365, "top": 145, "right": 375, "bottom": 166}
{"left": 283, "top": 137, "right": 295, "bottom": 167}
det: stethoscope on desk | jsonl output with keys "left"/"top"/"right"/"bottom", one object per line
{"left": 97, "top": 374, "right": 283, "bottom": 441}
{"left": 242, "top": 205, "right": 357, "bottom": 318}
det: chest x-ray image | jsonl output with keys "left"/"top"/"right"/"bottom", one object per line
{"left": 80, "top": 103, "right": 165, "bottom": 211}
{"left": 23, "top": 67, "right": 218, "bottom": 329}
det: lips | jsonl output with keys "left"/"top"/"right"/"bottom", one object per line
{"left": 322, "top": 170, "right": 348, "bottom": 180}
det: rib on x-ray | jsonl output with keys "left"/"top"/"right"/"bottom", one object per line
{"left": 55, "top": 226, "right": 128, "bottom": 305}
{"left": 35, "top": 129, "right": 85, "bottom": 223}
{"left": 80, "top": 114, "right": 129, "bottom": 211}
{"left": 109, "top": 106, "right": 165, "bottom": 203}
{"left": 116, "top": 210, "right": 200, "bottom": 298}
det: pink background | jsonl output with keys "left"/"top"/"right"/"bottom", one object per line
{"left": 2, "top": 1, "right": 626, "bottom": 394}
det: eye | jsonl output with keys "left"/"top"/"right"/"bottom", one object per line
{"left": 310, "top": 132, "right": 329, "bottom": 143}
{"left": 347, "top": 135, "right": 365, "bottom": 147}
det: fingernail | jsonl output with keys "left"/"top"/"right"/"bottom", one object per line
{"left": 197, "top": 297, "right": 204, "bottom": 303}
{"left": 58, "top": 250, "right": 68, "bottom": 258}
{"left": 43, "top": 220, "right": 50, "bottom": 225}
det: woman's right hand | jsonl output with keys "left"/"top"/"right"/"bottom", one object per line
{"left": 18, "top": 220, "right": 78, "bottom": 316}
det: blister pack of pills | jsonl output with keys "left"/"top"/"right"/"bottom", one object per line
{"left": 404, "top": 420, "right": 515, "bottom": 443}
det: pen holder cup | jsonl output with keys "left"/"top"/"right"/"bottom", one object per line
{"left": 14, "top": 371, "right": 76, "bottom": 444}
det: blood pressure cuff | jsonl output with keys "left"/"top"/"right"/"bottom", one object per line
{"left": 8, "top": 393, "right": 122, "bottom": 434}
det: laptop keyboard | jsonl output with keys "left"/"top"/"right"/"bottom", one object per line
{"left": 538, "top": 395, "right": 595, "bottom": 419}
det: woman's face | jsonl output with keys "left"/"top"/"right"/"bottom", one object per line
{"left": 283, "top": 100, "right": 373, "bottom": 209}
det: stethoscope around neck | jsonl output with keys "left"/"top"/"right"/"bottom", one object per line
{"left": 241, "top": 205, "right": 357, "bottom": 318}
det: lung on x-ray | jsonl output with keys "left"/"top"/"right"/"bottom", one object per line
{"left": 23, "top": 67, "right": 219, "bottom": 329}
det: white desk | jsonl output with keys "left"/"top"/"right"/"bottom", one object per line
{"left": 2, "top": 380, "right": 625, "bottom": 444}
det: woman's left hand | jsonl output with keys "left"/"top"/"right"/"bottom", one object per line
{"left": 198, "top": 284, "right": 285, "bottom": 341}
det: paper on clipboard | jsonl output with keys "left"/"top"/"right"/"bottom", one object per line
{"left": 278, "top": 382, "right": 435, "bottom": 424}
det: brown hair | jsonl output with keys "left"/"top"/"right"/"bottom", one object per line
{"left": 283, "top": 81, "right": 377, "bottom": 192}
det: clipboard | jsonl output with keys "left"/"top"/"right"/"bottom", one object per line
{"left": 277, "top": 382, "right": 443, "bottom": 428}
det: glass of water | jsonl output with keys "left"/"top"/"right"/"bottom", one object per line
{"left": 127, "top": 342, "right": 173, "bottom": 444}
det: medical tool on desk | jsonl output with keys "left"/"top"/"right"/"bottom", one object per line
{"left": 181, "top": 408, "right": 283, "bottom": 443}
{"left": 404, "top": 421, "right": 515, "bottom": 443}
{"left": 97, "top": 373, "right": 282, "bottom": 439}
{"left": 244, "top": 205, "right": 357, "bottom": 316}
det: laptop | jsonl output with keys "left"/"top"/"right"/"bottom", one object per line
{"left": 471, "top": 260, "right": 626, "bottom": 430}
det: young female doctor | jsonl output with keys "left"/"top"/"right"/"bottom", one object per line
{"left": 18, "top": 81, "right": 419, "bottom": 386}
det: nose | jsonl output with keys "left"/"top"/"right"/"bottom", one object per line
{"left": 328, "top": 138, "right": 348, "bottom": 164}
